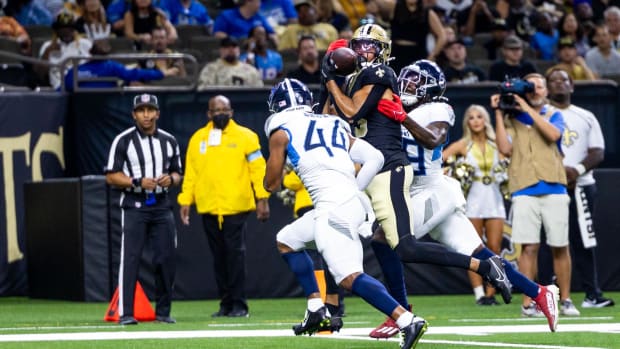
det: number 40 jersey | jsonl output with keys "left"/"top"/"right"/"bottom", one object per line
{"left": 266, "top": 107, "right": 359, "bottom": 208}
{"left": 402, "top": 102, "right": 455, "bottom": 177}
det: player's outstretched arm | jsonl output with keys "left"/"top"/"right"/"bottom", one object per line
{"left": 402, "top": 119, "right": 449, "bottom": 149}
{"left": 264, "top": 130, "right": 289, "bottom": 193}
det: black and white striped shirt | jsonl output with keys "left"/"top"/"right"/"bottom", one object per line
{"left": 105, "top": 126, "right": 182, "bottom": 194}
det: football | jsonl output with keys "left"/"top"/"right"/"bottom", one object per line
{"left": 330, "top": 47, "right": 357, "bottom": 76}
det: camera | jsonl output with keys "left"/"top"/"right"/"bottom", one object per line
{"left": 498, "top": 78, "right": 534, "bottom": 112}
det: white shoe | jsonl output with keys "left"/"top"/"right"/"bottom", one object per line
{"left": 581, "top": 296, "right": 614, "bottom": 308}
{"left": 521, "top": 302, "right": 544, "bottom": 317}
{"left": 560, "top": 299, "right": 581, "bottom": 316}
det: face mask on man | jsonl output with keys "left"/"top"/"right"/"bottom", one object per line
{"left": 212, "top": 114, "right": 230, "bottom": 129}
{"left": 223, "top": 54, "right": 237, "bottom": 63}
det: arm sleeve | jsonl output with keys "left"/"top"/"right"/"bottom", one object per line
{"left": 349, "top": 138, "right": 384, "bottom": 190}
{"left": 247, "top": 132, "right": 271, "bottom": 199}
{"left": 109, "top": 61, "right": 164, "bottom": 82}
{"left": 177, "top": 134, "right": 198, "bottom": 206}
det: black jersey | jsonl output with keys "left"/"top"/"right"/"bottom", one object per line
{"left": 343, "top": 63, "right": 409, "bottom": 172}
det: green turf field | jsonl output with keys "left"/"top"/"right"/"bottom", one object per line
{"left": 0, "top": 293, "right": 618, "bottom": 348}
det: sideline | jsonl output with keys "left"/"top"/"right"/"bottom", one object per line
{"left": 0, "top": 323, "right": 617, "bottom": 343}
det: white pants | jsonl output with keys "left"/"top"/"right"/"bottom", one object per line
{"left": 276, "top": 195, "right": 368, "bottom": 284}
{"left": 410, "top": 175, "right": 482, "bottom": 255}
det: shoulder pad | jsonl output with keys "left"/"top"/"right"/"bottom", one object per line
{"left": 408, "top": 102, "right": 456, "bottom": 127}
{"left": 264, "top": 108, "right": 314, "bottom": 137}
{"left": 358, "top": 63, "right": 397, "bottom": 87}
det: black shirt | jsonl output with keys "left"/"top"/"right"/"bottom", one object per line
{"left": 444, "top": 64, "right": 486, "bottom": 83}
{"left": 286, "top": 65, "right": 321, "bottom": 85}
{"left": 488, "top": 60, "right": 537, "bottom": 81}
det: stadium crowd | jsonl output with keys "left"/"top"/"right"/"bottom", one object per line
{"left": 1, "top": 0, "right": 620, "bottom": 89}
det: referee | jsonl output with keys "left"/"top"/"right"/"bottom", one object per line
{"left": 105, "top": 93, "right": 183, "bottom": 325}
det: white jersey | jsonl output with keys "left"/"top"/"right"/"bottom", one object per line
{"left": 267, "top": 108, "right": 358, "bottom": 208}
{"left": 559, "top": 104, "right": 605, "bottom": 186}
{"left": 402, "top": 101, "right": 455, "bottom": 178}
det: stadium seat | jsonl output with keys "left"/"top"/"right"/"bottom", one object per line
{"left": 0, "top": 64, "right": 28, "bottom": 86}
{"left": 25, "top": 25, "right": 53, "bottom": 40}
{"left": 108, "top": 37, "right": 136, "bottom": 53}
{"left": 177, "top": 25, "right": 211, "bottom": 48}
{"left": 0, "top": 38, "right": 22, "bottom": 63}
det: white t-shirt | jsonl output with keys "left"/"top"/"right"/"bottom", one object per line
{"left": 559, "top": 104, "right": 605, "bottom": 186}
{"left": 39, "top": 38, "right": 92, "bottom": 89}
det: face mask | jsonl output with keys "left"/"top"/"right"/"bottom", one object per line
{"left": 223, "top": 54, "right": 237, "bottom": 63}
{"left": 212, "top": 114, "right": 230, "bottom": 129}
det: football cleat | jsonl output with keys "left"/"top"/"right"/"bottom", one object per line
{"left": 582, "top": 296, "right": 614, "bottom": 308}
{"left": 399, "top": 316, "right": 428, "bottom": 349}
{"left": 534, "top": 285, "right": 559, "bottom": 332}
{"left": 482, "top": 256, "right": 512, "bottom": 304}
{"left": 369, "top": 317, "right": 400, "bottom": 339}
{"left": 292, "top": 306, "right": 331, "bottom": 336}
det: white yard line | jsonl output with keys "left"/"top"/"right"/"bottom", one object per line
{"left": 0, "top": 323, "right": 617, "bottom": 343}
{"left": 450, "top": 317, "right": 614, "bottom": 323}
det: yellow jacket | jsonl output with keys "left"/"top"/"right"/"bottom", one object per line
{"left": 177, "top": 119, "right": 270, "bottom": 215}
{"left": 282, "top": 171, "right": 313, "bottom": 217}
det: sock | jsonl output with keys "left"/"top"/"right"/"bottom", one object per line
{"left": 473, "top": 285, "right": 485, "bottom": 300}
{"left": 371, "top": 241, "right": 409, "bottom": 308}
{"left": 473, "top": 247, "right": 539, "bottom": 298}
{"left": 351, "top": 273, "right": 400, "bottom": 316}
{"left": 395, "top": 311, "right": 413, "bottom": 329}
{"left": 307, "top": 297, "right": 324, "bottom": 312}
{"left": 326, "top": 303, "right": 339, "bottom": 317}
{"left": 281, "top": 251, "right": 319, "bottom": 297}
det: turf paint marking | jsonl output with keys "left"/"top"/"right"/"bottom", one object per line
{"left": 0, "top": 323, "right": 617, "bottom": 346}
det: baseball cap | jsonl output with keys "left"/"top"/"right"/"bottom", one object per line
{"left": 503, "top": 35, "right": 523, "bottom": 49}
{"left": 220, "top": 36, "right": 239, "bottom": 48}
{"left": 52, "top": 12, "right": 76, "bottom": 30}
{"left": 294, "top": 0, "right": 315, "bottom": 9}
{"left": 133, "top": 94, "right": 159, "bottom": 110}
{"left": 558, "top": 36, "right": 576, "bottom": 49}
{"left": 444, "top": 38, "right": 466, "bottom": 48}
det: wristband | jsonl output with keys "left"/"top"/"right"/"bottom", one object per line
{"left": 132, "top": 177, "right": 142, "bottom": 188}
{"left": 575, "top": 163, "right": 586, "bottom": 176}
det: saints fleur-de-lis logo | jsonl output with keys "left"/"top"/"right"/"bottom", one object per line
{"left": 562, "top": 127, "right": 578, "bottom": 147}
{"left": 375, "top": 68, "right": 385, "bottom": 78}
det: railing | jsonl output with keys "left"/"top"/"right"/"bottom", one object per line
{"left": 0, "top": 50, "right": 200, "bottom": 92}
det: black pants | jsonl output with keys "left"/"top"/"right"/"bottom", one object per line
{"left": 202, "top": 212, "right": 250, "bottom": 312}
{"left": 538, "top": 184, "right": 602, "bottom": 298}
{"left": 119, "top": 206, "right": 176, "bottom": 317}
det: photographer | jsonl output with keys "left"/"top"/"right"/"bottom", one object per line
{"left": 492, "top": 73, "right": 580, "bottom": 317}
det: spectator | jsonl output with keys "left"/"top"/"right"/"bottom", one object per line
{"left": 585, "top": 24, "right": 620, "bottom": 78}
{"left": 337, "top": 0, "right": 366, "bottom": 28}
{"left": 0, "top": 14, "right": 31, "bottom": 55}
{"left": 278, "top": 0, "right": 338, "bottom": 51}
{"left": 461, "top": 0, "right": 500, "bottom": 37}
{"left": 141, "top": 26, "right": 186, "bottom": 78}
{"left": 557, "top": 12, "right": 590, "bottom": 58}
{"left": 240, "top": 25, "right": 283, "bottom": 80}
{"left": 604, "top": 6, "right": 620, "bottom": 50}
{"left": 547, "top": 37, "right": 596, "bottom": 81}
{"left": 213, "top": 0, "right": 277, "bottom": 43}
{"left": 386, "top": 0, "right": 446, "bottom": 73}
{"left": 488, "top": 34, "right": 537, "bottom": 82}
{"left": 3, "top": 0, "right": 53, "bottom": 25}
{"left": 443, "top": 104, "right": 508, "bottom": 305}
{"left": 440, "top": 38, "right": 486, "bottom": 83}
{"left": 592, "top": 0, "right": 620, "bottom": 22}
{"left": 285, "top": 35, "right": 321, "bottom": 84}
{"left": 483, "top": 17, "right": 510, "bottom": 61}
{"left": 495, "top": 0, "right": 536, "bottom": 41}
{"left": 39, "top": 12, "right": 92, "bottom": 89}
{"left": 178, "top": 95, "right": 270, "bottom": 318}
{"left": 546, "top": 68, "right": 615, "bottom": 309}
{"left": 492, "top": 72, "right": 580, "bottom": 317}
{"left": 315, "top": 0, "right": 351, "bottom": 39}
{"left": 104, "top": 93, "right": 182, "bottom": 325}
{"left": 197, "top": 36, "right": 263, "bottom": 88}
{"left": 124, "top": 0, "right": 178, "bottom": 49}
{"left": 158, "top": 0, "right": 213, "bottom": 26}
{"left": 106, "top": 0, "right": 132, "bottom": 36}
{"left": 259, "top": 0, "right": 297, "bottom": 30}
{"left": 63, "top": 38, "right": 173, "bottom": 91}
{"left": 75, "top": 0, "right": 111, "bottom": 39}
{"left": 530, "top": 11, "right": 559, "bottom": 61}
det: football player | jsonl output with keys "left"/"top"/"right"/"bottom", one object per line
{"left": 263, "top": 78, "right": 428, "bottom": 348}
{"left": 376, "top": 60, "right": 561, "bottom": 334}
{"left": 320, "top": 25, "right": 513, "bottom": 338}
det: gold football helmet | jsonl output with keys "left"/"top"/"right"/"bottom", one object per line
{"left": 350, "top": 24, "right": 391, "bottom": 65}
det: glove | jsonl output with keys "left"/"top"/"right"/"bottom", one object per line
{"left": 321, "top": 51, "right": 337, "bottom": 82}
{"left": 327, "top": 39, "right": 349, "bottom": 53}
{"left": 377, "top": 94, "right": 407, "bottom": 123}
